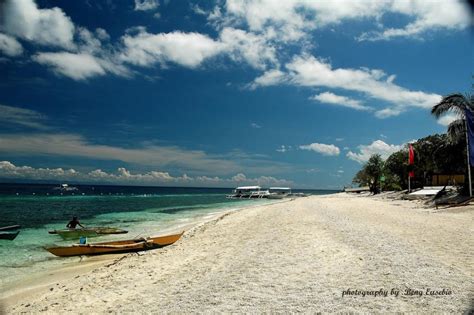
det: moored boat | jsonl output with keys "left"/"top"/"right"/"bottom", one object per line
{"left": 45, "top": 231, "right": 184, "bottom": 257}
{"left": 267, "top": 187, "right": 292, "bottom": 199}
{"left": 226, "top": 186, "right": 269, "bottom": 199}
{"left": 0, "top": 231, "right": 20, "bottom": 240}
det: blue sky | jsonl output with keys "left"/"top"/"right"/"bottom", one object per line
{"left": 0, "top": 0, "right": 472, "bottom": 188}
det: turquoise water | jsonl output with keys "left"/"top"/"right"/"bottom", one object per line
{"left": 0, "top": 184, "right": 337, "bottom": 287}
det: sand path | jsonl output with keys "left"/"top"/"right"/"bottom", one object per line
{"left": 2, "top": 194, "right": 473, "bottom": 313}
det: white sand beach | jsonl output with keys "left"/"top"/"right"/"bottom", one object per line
{"left": 1, "top": 193, "right": 473, "bottom": 313}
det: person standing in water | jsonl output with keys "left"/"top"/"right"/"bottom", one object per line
{"left": 66, "top": 216, "right": 84, "bottom": 229}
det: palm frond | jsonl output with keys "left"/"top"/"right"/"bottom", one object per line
{"left": 447, "top": 119, "right": 465, "bottom": 143}
{"left": 431, "top": 93, "right": 470, "bottom": 118}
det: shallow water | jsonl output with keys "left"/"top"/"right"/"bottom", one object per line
{"left": 0, "top": 184, "right": 337, "bottom": 286}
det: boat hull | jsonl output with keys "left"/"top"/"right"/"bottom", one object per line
{"left": 0, "top": 231, "right": 20, "bottom": 240}
{"left": 45, "top": 232, "right": 184, "bottom": 257}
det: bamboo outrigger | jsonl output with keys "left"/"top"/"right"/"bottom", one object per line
{"left": 48, "top": 227, "right": 128, "bottom": 239}
{"left": 45, "top": 231, "right": 184, "bottom": 257}
{"left": 0, "top": 225, "right": 21, "bottom": 231}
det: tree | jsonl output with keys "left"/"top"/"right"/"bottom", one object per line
{"left": 352, "top": 154, "right": 384, "bottom": 194}
{"left": 431, "top": 93, "right": 473, "bottom": 143}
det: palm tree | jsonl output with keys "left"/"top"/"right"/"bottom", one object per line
{"left": 431, "top": 93, "right": 473, "bottom": 143}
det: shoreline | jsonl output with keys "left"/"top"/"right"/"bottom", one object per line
{"left": 1, "top": 193, "right": 472, "bottom": 313}
{"left": 0, "top": 198, "right": 288, "bottom": 308}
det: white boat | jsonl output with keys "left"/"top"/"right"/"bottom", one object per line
{"left": 227, "top": 186, "right": 269, "bottom": 199}
{"left": 267, "top": 187, "right": 292, "bottom": 199}
{"left": 53, "top": 184, "right": 79, "bottom": 192}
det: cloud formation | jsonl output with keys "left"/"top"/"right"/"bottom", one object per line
{"left": 217, "top": 0, "right": 470, "bottom": 42}
{"left": 0, "top": 161, "right": 292, "bottom": 187}
{"left": 310, "top": 92, "right": 371, "bottom": 111}
{"left": 299, "top": 143, "right": 340, "bottom": 156}
{"left": 1, "top": 0, "right": 75, "bottom": 49}
{"left": 33, "top": 52, "right": 106, "bottom": 80}
{"left": 0, "top": 104, "right": 49, "bottom": 129}
{"left": 0, "top": 132, "right": 291, "bottom": 177}
{"left": 134, "top": 0, "right": 159, "bottom": 11}
{"left": 346, "top": 140, "right": 402, "bottom": 163}
{"left": 287, "top": 55, "right": 441, "bottom": 112}
{"left": 250, "top": 54, "right": 441, "bottom": 117}
{"left": 120, "top": 29, "right": 224, "bottom": 68}
{"left": 0, "top": 33, "right": 23, "bottom": 56}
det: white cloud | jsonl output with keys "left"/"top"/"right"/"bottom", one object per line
{"left": 358, "top": 1, "right": 471, "bottom": 41}
{"left": 346, "top": 140, "right": 402, "bottom": 163}
{"left": 0, "top": 161, "right": 79, "bottom": 181}
{"left": 217, "top": 0, "right": 470, "bottom": 42}
{"left": 249, "top": 69, "right": 287, "bottom": 89}
{"left": 310, "top": 92, "right": 371, "bottom": 111}
{"left": 1, "top": 0, "right": 75, "bottom": 49}
{"left": 276, "top": 145, "right": 288, "bottom": 153}
{"left": 285, "top": 54, "right": 441, "bottom": 116}
{"left": 0, "top": 33, "right": 23, "bottom": 57}
{"left": 134, "top": 0, "right": 159, "bottom": 11}
{"left": 299, "top": 142, "right": 340, "bottom": 156}
{"left": 32, "top": 52, "right": 106, "bottom": 80}
{"left": 374, "top": 107, "right": 404, "bottom": 118}
{"left": 251, "top": 122, "right": 262, "bottom": 129}
{"left": 191, "top": 4, "right": 207, "bottom": 16}
{"left": 0, "top": 161, "right": 292, "bottom": 187}
{"left": 437, "top": 112, "right": 460, "bottom": 127}
{"left": 120, "top": 29, "right": 223, "bottom": 68}
{"left": 219, "top": 27, "right": 278, "bottom": 70}
{"left": 0, "top": 104, "right": 49, "bottom": 129}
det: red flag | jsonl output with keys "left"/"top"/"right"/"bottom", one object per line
{"left": 408, "top": 144, "right": 414, "bottom": 178}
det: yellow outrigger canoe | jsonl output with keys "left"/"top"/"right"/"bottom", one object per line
{"left": 45, "top": 231, "right": 184, "bottom": 257}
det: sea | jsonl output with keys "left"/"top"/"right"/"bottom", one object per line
{"left": 0, "top": 183, "right": 338, "bottom": 287}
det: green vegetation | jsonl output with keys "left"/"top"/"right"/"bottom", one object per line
{"left": 352, "top": 93, "right": 472, "bottom": 194}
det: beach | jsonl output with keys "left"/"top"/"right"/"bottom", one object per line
{"left": 1, "top": 193, "right": 472, "bottom": 313}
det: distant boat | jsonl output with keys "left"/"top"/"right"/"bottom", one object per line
{"left": 267, "top": 187, "right": 292, "bottom": 199}
{"left": 0, "top": 225, "right": 21, "bottom": 231}
{"left": 48, "top": 227, "right": 128, "bottom": 239}
{"left": 226, "top": 186, "right": 269, "bottom": 199}
{"left": 45, "top": 231, "right": 184, "bottom": 257}
{"left": 0, "top": 231, "right": 20, "bottom": 240}
{"left": 53, "top": 184, "right": 78, "bottom": 192}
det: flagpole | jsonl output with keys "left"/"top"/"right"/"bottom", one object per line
{"left": 465, "top": 118, "right": 472, "bottom": 197}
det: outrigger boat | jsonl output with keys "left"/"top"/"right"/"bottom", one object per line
{"left": 48, "top": 227, "right": 128, "bottom": 239}
{"left": 0, "top": 225, "right": 21, "bottom": 240}
{"left": 45, "top": 231, "right": 184, "bottom": 257}
{"left": 226, "top": 186, "right": 269, "bottom": 199}
{"left": 0, "top": 231, "right": 20, "bottom": 240}
{"left": 267, "top": 187, "right": 292, "bottom": 199}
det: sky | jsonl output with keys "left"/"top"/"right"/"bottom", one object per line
{"left": 0, "top": 0, "right": 472, "bottom": 189}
